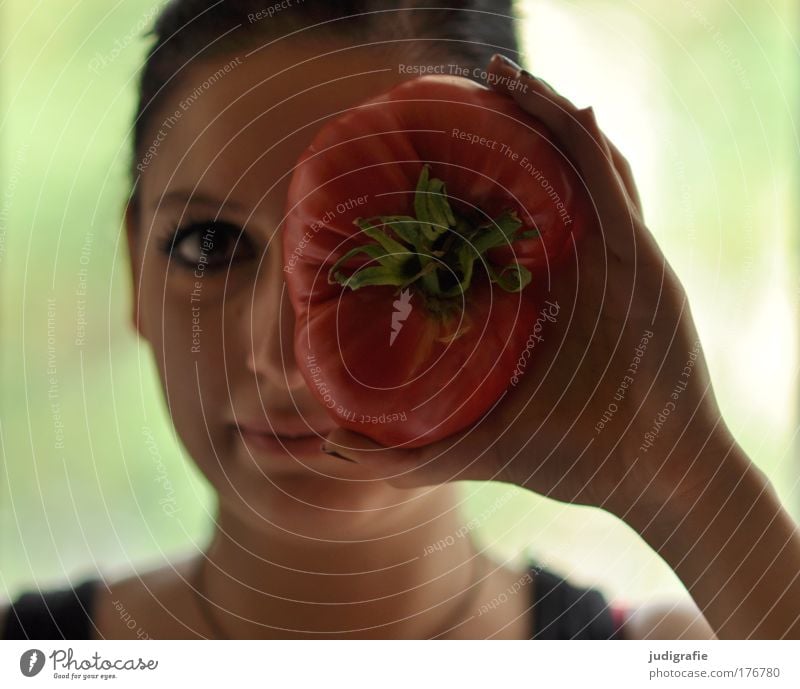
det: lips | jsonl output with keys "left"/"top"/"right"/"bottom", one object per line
{"left": 232, "top": 424, "right": 332, "bottom": 461}
{"left": 232, "top": 415, "right": 337, "bottom": 441}
{"left": 236, "top": 423, "right": 334, "bottom": 440}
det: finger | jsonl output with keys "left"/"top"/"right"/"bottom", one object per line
{"left": 487, "top": 55, "right": 607, "bottom": 159}
{"left": 509, "top": 65, "right": 644, "bottom": 217}
{"left": 487, "top": 55, "right": 635, "bottom": 223}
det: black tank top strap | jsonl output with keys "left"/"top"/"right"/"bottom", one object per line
{"left": 2, "top": 578, "right": 99, "bottom": 640}
{"left": 529, "top": 565, "right": 623, "bottom": 639}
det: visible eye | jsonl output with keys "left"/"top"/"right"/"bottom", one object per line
{"left": 160, "top": 220, "right": 256, "bottom": 271}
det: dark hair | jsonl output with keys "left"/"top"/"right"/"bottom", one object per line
{"left": 129, "top": 0, "right": 521, "bottom": 214}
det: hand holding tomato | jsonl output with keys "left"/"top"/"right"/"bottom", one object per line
{"left": 322, "top": 54, "right": 742, "bottom": 520}
{"left": 284, "top": 74, "right": 591, "bottom": 447}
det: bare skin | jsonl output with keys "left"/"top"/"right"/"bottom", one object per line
{"left": 324, "top": 55, "right": 800, "bottom": 639}
{"left": 6, "top": 40, "right": 789, "bottom": 640}
{"left": 98, "top": 38, "right": 538, "bottom": 640}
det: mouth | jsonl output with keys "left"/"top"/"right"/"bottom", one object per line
{"left": 232, "top": 419, "right": 336, "bottom": 457}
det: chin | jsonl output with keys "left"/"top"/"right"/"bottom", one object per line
{"left": 217, "top": 468, "right": 408, "bottom": 537}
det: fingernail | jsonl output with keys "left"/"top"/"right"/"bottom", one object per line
{"left": 321, "top": 444, "right": 357, "bottom": 463}
{"left": 493, "top": 53, "right": 522, "bottom": 71}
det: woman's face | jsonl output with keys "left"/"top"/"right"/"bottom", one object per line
{"left": 127, "top": 38, "right": 420, "bottom": 532}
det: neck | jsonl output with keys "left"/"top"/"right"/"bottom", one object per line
{"left": 196, "top": 483, "right": 490, "bottom": 639}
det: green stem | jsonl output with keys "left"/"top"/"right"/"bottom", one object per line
{"left": 328, "top": 164, "right": 539, "bottom": 308}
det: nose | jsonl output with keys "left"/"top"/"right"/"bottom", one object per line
{"left": 245, "top": 234, "right": 305, "bottom": 390}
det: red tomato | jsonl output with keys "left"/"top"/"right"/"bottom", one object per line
{"left": 283, "top": 75, "right": 592, "bottom": 447}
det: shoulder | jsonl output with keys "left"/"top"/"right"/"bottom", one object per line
{"left": 621, "top": 599, "right": 716, "bottom": 639}
{"left": 93, "top": 554, "right": 206, "bottom": 640}
{"left": 527, "top": 562, "right": 716, "bottom": 640}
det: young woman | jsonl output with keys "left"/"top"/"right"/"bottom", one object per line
{"left": 3, "top": 0, "right": 799, "bottom": 640}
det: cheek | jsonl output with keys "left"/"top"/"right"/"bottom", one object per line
{"left": 140, "top": 267, "right": 221, "bottom": 366}
{"left": 139, "top": 263, "right": 233, "bottom": 459}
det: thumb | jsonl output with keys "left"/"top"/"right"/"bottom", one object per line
{"left": 321, "top": 428, "right": 426, "bottom": 475}
{"left": 321, "top": 428, "right": 490, "bottom": 488}
{"left": 321, "top": 428, "right": 385, "bottom": 462}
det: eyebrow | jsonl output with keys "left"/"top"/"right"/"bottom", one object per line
{"left": 153, "top": 190, "right": 249, "bottom": 211}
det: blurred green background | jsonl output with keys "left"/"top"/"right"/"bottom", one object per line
{"left": 1, "top": 0, "right": 798, "bottom": 610}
